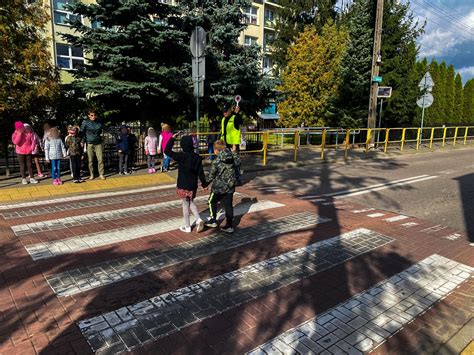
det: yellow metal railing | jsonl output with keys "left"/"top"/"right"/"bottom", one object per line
{"left": 194, "top": 125, "right": 474, "bottom": 166}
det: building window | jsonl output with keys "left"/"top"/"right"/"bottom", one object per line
{"left": 53, "top": 0, "right": 81, "bottom": 26}
{"left": 244, "top": 36, "right": 258, "bottom": 46}
{"left": 263, "top": 56, "right": 273, "bottom": 74}
{"left": 56, "top": 43, "right": 84, "bottom": 70}
{"left": 244, "top": 6, "right": 258, "bottom": 25}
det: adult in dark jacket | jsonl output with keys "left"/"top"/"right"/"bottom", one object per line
{"left": 165, "top": 134, "right": 206, "bottom": 233}
{"left": 80, "top": 109, "right": 105, "bottom": 180}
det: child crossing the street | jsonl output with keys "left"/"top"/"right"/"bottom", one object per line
{"left": 164, "top": 132, "right": 206, "bottom": 233}
{"left": 204, "top": 140, "right": 240, "bottom": 233}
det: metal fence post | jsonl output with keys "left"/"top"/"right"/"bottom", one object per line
{"left": 365, "top": 129, "right": 371, "bottom": 153}
{"left": 384, "top": 128, "right": 390, "bottom": 153}
{"left": 321, "top": 129, "right": 326, "bottom": 159}
{"left": 442, "top": 127, "right": 447, "bottom": 147}
{"left": 416, "top": 128, "right": 421, "bottom": 151}
{"left": 429, "top": 128, "right": 435, "bottom": 149}
{"left": 400, "top": 128, "right": 406, "bottom": 152}
{"left": 293, "top": 130, "right": 299, "bottom": 162}
{"left": 453, "top": 127, "right": 459, "bottom": 146}
{"left": 262, "top": 131, "right": 268, "bottom": 166}
{"left": 464, "top": 127, "right": 469, "bottom": 145}
{"left": 344, "top": 129, "right": 350, "bottom": 159}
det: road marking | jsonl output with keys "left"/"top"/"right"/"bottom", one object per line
{"left": 77, "top": 228, "right": 394, "bottom": 353}
{"left": 420, "top": 225, "right": 449, "bottom": 234}
{"left": 438, "top": 169, "right": 457, "bottom": 175}
{"left": 248, "top": 254, "right": 473, "bottom": 355}
{"left": 11, "top": 194, "right": 244, "bottom": 236}
{"left": 352, "top": 208, "right": 375, "bottom": 214}
{"left": 24, "top": 200, "right": 284, "bottom": 260}
{"left": 384, "top": 215, "right": 409, "bottom": 223}
{"left": 46, "top": 212, "right": 331, "bottom": 296}
{"left": 319, "top": 175, "right": 439, "bottom": 200}
{"left": 444, "top": 233, "right": 461, "bottom": 241}
{"left": 308, "top": 198, "right": 327, "bottom": 203}
{"left": 1, "top": 189, "right": 177, "bottom": 219}
{"left": 401, "top": 222, "right": 419, "bottom": 228}
{"left": 0, "top": 184, "right": 176, "bottom": 211}
{"left": 367, "top": 213, "right": 385, "bottom": 218}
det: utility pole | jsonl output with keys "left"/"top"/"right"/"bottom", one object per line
{"left": 367, "top": 0, "right": 384, "bottom": 144}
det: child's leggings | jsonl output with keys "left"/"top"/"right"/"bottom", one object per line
{"left": 163, "top": 154, "right": 171, "bottom": 169}
{"left": 147, "top": 155, "right": 156, "bottom": 169}
{"left": 51, "top": 159, "right": 61, "bottom": 179}
{"left": 182, "top": 198, "right": 200, "bottom": 229}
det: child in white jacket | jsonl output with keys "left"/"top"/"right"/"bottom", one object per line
{"left": 44, "top": 127, "right": 67, "bottom": 185}
{"left": 144, "top": 127, "right": 159, "bottom": 173}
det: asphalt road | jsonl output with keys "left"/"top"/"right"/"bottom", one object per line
{"left": 250, "top": 147, "right": 474, "bottom": 240}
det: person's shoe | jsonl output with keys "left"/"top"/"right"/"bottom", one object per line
{"left": 53, "top": 179, "right": 59, "bottom": 185}
{"left": 220, "top": 225, "right": 234, "bottom": 233}
{"left": 196, "top": 219, "right": 205, "bottom": 233}
{"left": 152, "top": 168, "right": 156, "bottom": 173}
{"left": 89, "top": 175, "right": 95, "bottom": 180}
{"left": 179, "top": 226, "right": 191, "bottom": 233}
{"left": 124, "top": 171, "right": 130, "bottom": 175}
{"left": 21, "top": 178, "right": 28, "bottom": 185}
{"left": 73, "top": 180, "right": 79, "bottom": 183}
{"left": 99, "top": 175, "right": 106, "bottom": 180}
{"left": 37, "top": 173, "right": 45, "bottom": 178}
{"left": 57, "top": 179, "right": 63, "bottom": 185}
{"left": 205, "top": 220, "right": 218, "bottom": 228}
{"left": 29, "top": 178, "right": 38, "bottom": 184}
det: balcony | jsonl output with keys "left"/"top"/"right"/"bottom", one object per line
{"left": 264, "top": 19, "right": 276, "bottom": 29}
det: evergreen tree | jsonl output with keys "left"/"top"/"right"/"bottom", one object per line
{"left": 453, "top": 73, "right": 463, "bottom": 124}
{"left": 277, "top": 23, "right": 347, "bottom": 127}
{"left": 426, "top": 59, "right": 440, "bottom": 125}
{"left": 178, "top": 0, "right": 273, "bottom": 117}
{"left": 0, "top": 0, "right": 59, "bottom": 128}
{"left": 445, "top": 64, "right": 455, "bottom": 123}
{"left": 437, "top": 62, "right": 448, "bottom": 124}
{"left": 272, "top": 0, "right": 337, "bottom": 69}
{"left": 464, "top": 79, "right": 474, "bottom": 124}
{"left": 327, "top": 0, "right": 372, "bottom": 128}
{"left": 63, "top": 0, "right": 191, "bottom": 122}
{"left": 379, "top": 0, "right": 423, "bottom": 127}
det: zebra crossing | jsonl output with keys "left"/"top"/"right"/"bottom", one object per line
{"left": 2, "top": 183, "right": 472, "bottom": 354}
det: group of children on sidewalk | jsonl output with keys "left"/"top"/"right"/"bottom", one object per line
{"left": 165, "top": 132, "right": 240, "bottom": 234}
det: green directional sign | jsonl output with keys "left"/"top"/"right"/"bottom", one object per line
{"left": 372, "top": 76, "right": 382, "bottom": 83}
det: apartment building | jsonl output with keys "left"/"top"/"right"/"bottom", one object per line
{"left": 39, "top": 0, "right": 278, "bottom": 83}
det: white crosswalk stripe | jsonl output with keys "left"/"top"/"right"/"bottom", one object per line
{"left": 24, "top": 200, "right": 284, "bottom": 260}
{"left": 46, "top": 212, "right": 331, "bottom": 296}
{"left": 248, "top": 254, "right": 473, "bottom": 355}
{"left": 77, "top": 228, "right": 394, "bottom": 353}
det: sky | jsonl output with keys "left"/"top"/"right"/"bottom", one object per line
{"left": 409, "top": 0, "right": 474, "bottom": 84}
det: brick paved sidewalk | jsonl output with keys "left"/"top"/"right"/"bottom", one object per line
{"left": 0, "top": 182, "right": 472, "bottom": 354}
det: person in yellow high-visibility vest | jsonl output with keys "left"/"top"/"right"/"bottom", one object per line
{"left": 220, "top": 103, "right": 243, "bottom": 184}
{"left": 221, "top": 103, "right": 243, "bottom": 150}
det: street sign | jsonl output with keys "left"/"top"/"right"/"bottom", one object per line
{"left": 417, "top": 92, "right": 434, "bottom": 108}
{"left": 193, "top": 80, "right": 204, "bottom": 98}
{"left": 377, "top": 86, "right": 392, "bottom": 98}
{"left": 235, "top": 95, "right": 241, "bottom": 106}
{"left": 192, "top": 56, "right": 205, "bottom": 81}
{"left": 418, "top": 72, "right": 434, "bottom": 90}
{"left": 372, "top": 76, "right": 382, "bottom": 83}
{"left": 190, "top": 26, "right": 206, "bottom": 58}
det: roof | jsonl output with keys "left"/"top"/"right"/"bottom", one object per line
{"left": 258, "top": 113, "right": 280, "bottom": 120}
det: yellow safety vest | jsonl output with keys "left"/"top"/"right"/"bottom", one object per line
{"left": 221, "top": 115, "right": 241, "bottom": 145}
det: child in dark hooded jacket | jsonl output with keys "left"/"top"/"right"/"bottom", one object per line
{"left": 165, "top": 133, "right": 206, "bottom": 233}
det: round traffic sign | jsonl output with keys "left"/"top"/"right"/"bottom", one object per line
{"left": 417, "top": 93, "right": 434, "bottom": 108}
{"left": 190, "top": 26, "right": 207, "bottom": 58}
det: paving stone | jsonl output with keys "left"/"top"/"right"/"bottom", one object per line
{"left": 247, "top": 255, "right": 473, "bottom": 355}
{"left": 78, "top": 228, "right": 393, "bottom": 353}
{"left": 26, "top": 200, "right": 285, "bottom": 260}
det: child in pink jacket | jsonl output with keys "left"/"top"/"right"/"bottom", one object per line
{"left": 12, "top": 121, "right": 38, "bottom": 185}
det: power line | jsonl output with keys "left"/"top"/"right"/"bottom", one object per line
{"left": 410, "top": 0, "right": 474, "bottom": 36}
